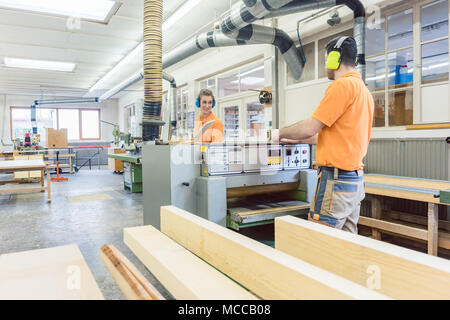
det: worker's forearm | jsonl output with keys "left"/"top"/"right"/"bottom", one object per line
{"left": 280, "top": 134, "right": 318, "bottom": 145}
{"left": 279, "top": 120, "right": 314, "bottom": 141}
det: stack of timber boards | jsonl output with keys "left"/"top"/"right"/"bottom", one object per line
{"left": 275, "top": 216, "right": 450, "bottom": 299}
{"left": 124, "top": 225, "right": 258, "bottom": 300}
{"left": 157, "top": 206, "right": 388, "bottom": 300}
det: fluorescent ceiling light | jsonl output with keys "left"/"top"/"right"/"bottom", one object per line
{"left": 4, "top": 57, "right": 76, "bottom": 72}
{"left": 163, "top": 0, "right": 202, "bottom": 31}
{"left": 89, "top": 42, "right": 143, "bottom": 92}
{"left": 0, "top": 0, "right": 117, "bottom": 22}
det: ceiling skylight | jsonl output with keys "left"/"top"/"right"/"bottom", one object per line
{"left": 0, "top": 0, "right": 118, "bottom": 23}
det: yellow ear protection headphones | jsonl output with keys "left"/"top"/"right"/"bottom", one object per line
{"left": 195, "top": 95, "right": 216, "bottom": 108}
{"left": 326, "top": 36, "right": 359, "bottom": 71}
{"left": 326, "top": 36, "right": 349, "bottom": 70}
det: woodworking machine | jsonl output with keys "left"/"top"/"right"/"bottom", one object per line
{"left": 142, "top": 142, "right": 317, "bottom": 230}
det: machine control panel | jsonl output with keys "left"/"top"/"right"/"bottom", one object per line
{"left": 202, "top": 143, "right": 310, "bottom": 176}
{"left": 283, "top": 145, "right": 310, "bottom": 169}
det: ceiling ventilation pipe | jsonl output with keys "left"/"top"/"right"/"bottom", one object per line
{"left": 263, "top": 0, "right": 366, "bottom": 81}
{"left": 162, "top": 71, "right": 177, "bottom": 138}
{"left": 99, "top": 71, "right": 144, "bottom": 102}
{"left": 162, "top": 30, "right": 247, "bottom": 69}
{"left": 143, "top": 0, "right": 164, "bottom": 142}
{"left": 31, "top": 97, "right": 99, "bottom": 135}
{"left": 264, "top": 0, "right": 336, "bottom": 18}
{"left": 337, "top": 0, "right": 366, "bottom": 81}
{"left": 164, "top": 27, "right": 304, "bottom": 79}
{"left": 221, "top": 0, "right": 366, "bottom": 81}
{"left": 219, "top": 0, "right": 294, "bottom": 35}
{"left": 230, "top": 24, "right": 305, "bottom": 79}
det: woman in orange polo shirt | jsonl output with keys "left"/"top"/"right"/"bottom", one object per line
{"left": 193, "top": 89, "right": 223, "bottom": 143}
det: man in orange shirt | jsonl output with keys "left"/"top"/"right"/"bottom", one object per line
{"left": 270, "top": 36, "right": 374, "bottom": 233}
{"left": 194, "top": 89, "right": 223, "bottom": 143}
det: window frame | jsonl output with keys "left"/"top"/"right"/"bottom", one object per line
{"left": 284, "top": 0, "right": 449, "bottom": 128}
{"left": 366, "top": 0, "right": 449, "bottom": 128}
{"left": 10, "top": 106, "right": 101, "bottom": 141}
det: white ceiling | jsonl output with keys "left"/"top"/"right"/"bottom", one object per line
{"left": 0, "top": 0, "right": 239, "bottom": 98}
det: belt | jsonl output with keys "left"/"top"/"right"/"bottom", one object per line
{"left": 318, "top": 166, "right": 363, "bottom": 178}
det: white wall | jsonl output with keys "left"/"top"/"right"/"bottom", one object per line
{"left": 0, "top": 94, "right": 118, "bottom": 150}
{"left": 118, "top": 91, "right": 143, "bottom": 131}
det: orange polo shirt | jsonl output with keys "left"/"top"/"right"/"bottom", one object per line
{"left": 312, "top": 72, "right": 374, "bottom": 171}
{"left": 194, "top": 112, "right": 223, "bottom": 143}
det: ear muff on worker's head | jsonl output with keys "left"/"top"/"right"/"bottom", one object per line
{"left": 196, "top": 96, "right": 216, "bottom": 108}
{"left": 326, "top": 36, "right": 349, "bottom": 70}
{"left": 326, "top": 51, "right": 341, "bottom": 70}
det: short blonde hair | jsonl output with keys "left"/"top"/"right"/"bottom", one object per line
{"left": 198, "top": 88, "right": 214, "bottom": 101}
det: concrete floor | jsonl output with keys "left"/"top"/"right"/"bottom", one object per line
{"left": 0, "top": 168, "right": 173, "bottom": 300}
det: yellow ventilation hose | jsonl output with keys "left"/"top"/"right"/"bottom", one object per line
{"left": 143, "top": 0, "right": 163, "bottom": 141}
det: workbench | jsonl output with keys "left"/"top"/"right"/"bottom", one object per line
{"left": 0, "top": 160, "right": 51, "bottom": 202}
{"left": 361, "top": 174, "right": 450, "bottom": 256}
{"left": 0, "top": 244, "right": 104, "bottom": 299}
{"left": 107, "top": 153, "right": 142, "bottom": 193}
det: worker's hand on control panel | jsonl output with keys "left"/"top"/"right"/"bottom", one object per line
{"left": 267, "top": 129, "right": 279, "bottom": 144}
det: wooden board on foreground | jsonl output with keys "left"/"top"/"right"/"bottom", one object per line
{"left": 124, "top": 225, "right": 257, "bottom": 300}
{"left": 160, "top": 205, "right": 389, "bottom": 300}
{"left": 275, "top": 216, "right": 450, "bottom": 300}
{"left": 0, "top": 244, "right": 104, "bottom": 300}
{"left": 100, "top": 244, "right": 164, "bottom": 300}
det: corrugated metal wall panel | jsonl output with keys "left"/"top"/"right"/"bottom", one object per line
{"left": 360, "top": 138, "right": 449, "bottom": 218}
{"left": 364, "top": 138, "right": 449, "bottom": 180}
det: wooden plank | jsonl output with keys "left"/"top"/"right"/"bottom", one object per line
{"left": 124, "top": 225, "right": 258, "bottom": 300}
{"left": 428, "top": 203, "right": 439, "bottom": 256}
{"left": 227, "top": 182, "right": 299, "bottom": 198}
{"left": 0, "top": 160, "right": 46, "bottom": 171}
{"left": 231, "top": 204, "right": 310, "bottom": 217}
{"left": 160, "top": 205, "right": 389, "bottom": 300}
{"left": 406, "top": 123, "right": 450, "bottom": 130}
{"left": 358, "top": 216, "right": 428, "bottom": 241}
{"left": 45, "top": 154, "right": 75, "bottom": 158}
{"left": 47, "top": 171, "right": 51, "bottom": 203}
{"left": 365, "top": 186, "right": 444, "bottom": 205}
{"left": 364, "top": 175, "right": 450, "bottom": 192}
{"left": 46, "top": 164, "right": 71, "bottom": 168}
{"left": 0, "top": 187, "right": 46, "bottom": 194}
{"left": 100, "top": 244, "right": 165, "bottom": 300}
{"left": 274, "top": 216, "right": 450, "bottom": 299}
{"left": 383, "top": 210, "right": 450, "bottom": 232}
{"left": 371, "top": 217, "right": 450, "bottom": 251}
{"left": 0, "top": 244, "right": 104, "bottom": 300}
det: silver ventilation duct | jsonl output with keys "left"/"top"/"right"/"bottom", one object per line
{"left": 162, "top": 30, "right": 245, "bottom": 69}
{"left": 219, "top": 0, "right": 294, "bottom": 35}
{"left": 230, "top": 24, "right": 305, "bottom": 79}
{"left": 264, "top": 0, "right": 336, "bottom": 18}
{"left": 99, "top": 71, "right": 144, "bottom": 102}
{"left": 162, "top": 71, "right": 177, "bottom": 135}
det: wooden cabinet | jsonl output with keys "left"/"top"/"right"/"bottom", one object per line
{"left": 46, "top": 129, "right": 68, "bottom": 148}
{"left": 108, "top": 148, "right": 126, "bottom": 172}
